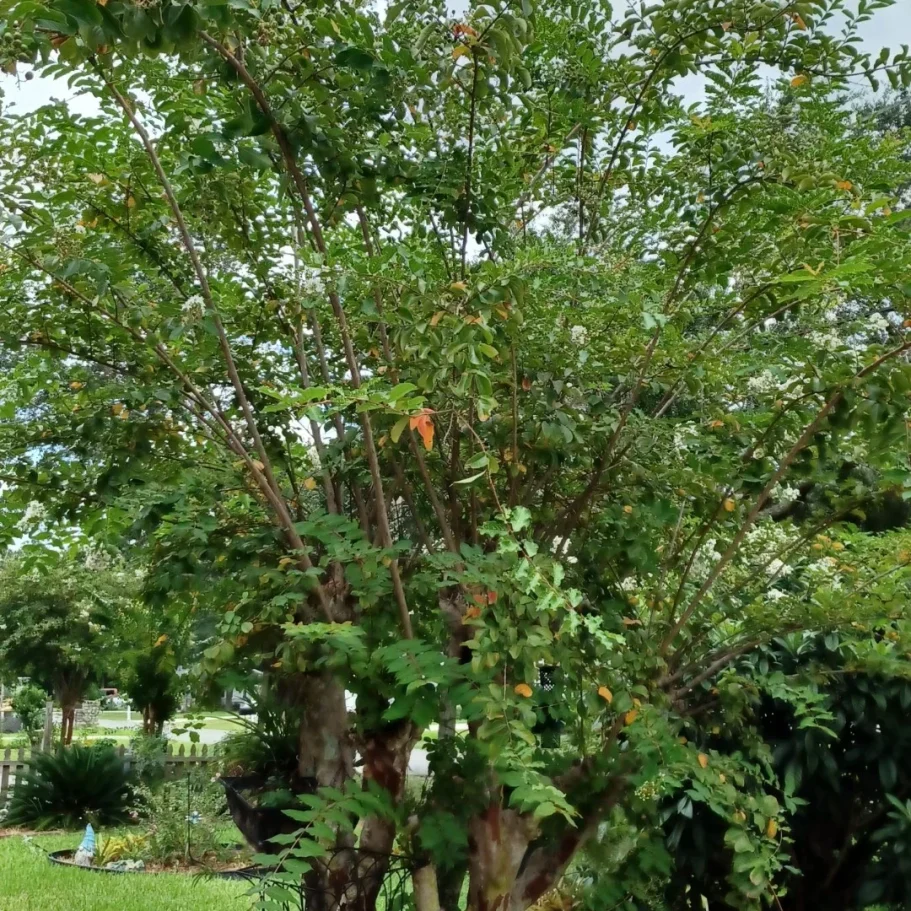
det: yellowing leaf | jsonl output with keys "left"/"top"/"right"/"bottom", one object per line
{"left": 790, "top": 73, "right": 809, "bottom": 88}
{"left": 87, "top": 173, "right": 105, "bottom": 185}
{"left": 69, "top": 381, "right": 84, "bottom": 390}
{"left": 452, "top": 45, "right": 470, "bottom": 61}
{"left": 792, "top": 12, "right": 807, "bottom": 29}
{"left": 723, "top": 498, "right": 736, "bottom": 512}
{"left": 623, "top": 504, "right": 633, "bottom": 514}
{"left": 126, "top": 195, "right": 136, "bottom": 209}
{"left": 410, "top": 409, "right": 435, "bottom": 451}
{"left": 597, "top": 686, "right": 613, "bottom": 703}
{"left": 111, "top": 403, "right": 125, "bottom": 415}
{"left": 697, "top": 753, "right": 709, "bottom": 769}
{"left": 514, "top": 683, "right": 533, "bottom": 698}
{"left": 450, "top": 280, "right": 467, "bottom": 292}
{"left": 303, "top": 477, "right": 318, "bottom": 491}
{"left": 279, "top": 556, "right": 294, "bottom": 568}
{"left": 430, "top": 310, "right": 446, "bottom": 327}
{"left": 624, "top": 709, "right": 638, "bottom": 725}
{"left": 251, "top": 459, "right": 265, "bottom": 471}
{"left": 835, "top": 180, "right": 853, "bottom": 191}
{"left": 154, "top": 634, "right": 168, "bottom": 647}
{"left": 766, "top": 819, "right": 778, "bottom": 838}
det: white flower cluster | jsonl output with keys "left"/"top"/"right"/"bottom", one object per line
{"left": 747, "top": 370, "right": 779, "bottom": 395}
{"left": 689, "top": 537, "right": 720, "bottom": 582}
{"left": 181, "top": 294, "right": 205, "bottom": 321}
{"left": 673, "top": 422, "right": 698, "bottom": 452}
{"left": 747, "top": 368, "right": 803, "bottom": 397}
{"left": 808, "top": 329, "right": 841, "bottom": 349}
{"left": 569, "top": 325, "right": 588, "bottom": 346}
{"left": 771, "top": 483, "right": 800, "bottom": 504}
{"left": 766, "top": 558, "right": 792, "bottom": 578}
{"left": 83, "top": 546, "right": 111, "bottom": 572}
{"left": 805, "top": 555, "right": 844, "bottom": 591}
{"left": 16, "top": 500, "right": 47, "bottom": 529}
{"left": 868, "top": 312, "right": 890, "bottom": 334}
{"left": 744, "top": 520, "right": 797, "bottom": 563}
{"left": 300, "top": 265, "right": 326, "bottom": 299}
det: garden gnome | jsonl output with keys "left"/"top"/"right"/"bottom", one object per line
{"left": 74, "top": 823, "right": 95, "bottom": 867}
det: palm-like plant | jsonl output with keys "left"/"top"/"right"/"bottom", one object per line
{"left": 5, "top": 744, "right": 134, "bottom": 830}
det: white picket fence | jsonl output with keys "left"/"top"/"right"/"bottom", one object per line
{"left": 0, "top": 743, "right": 216, "bottom": 806}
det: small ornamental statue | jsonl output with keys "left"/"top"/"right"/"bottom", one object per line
{"left": 74, "top": 823, "right": 95, "bottom": 867}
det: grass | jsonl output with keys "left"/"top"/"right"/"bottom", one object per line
{"left": 0, "top": 833, "right": 248, "bottom": 911}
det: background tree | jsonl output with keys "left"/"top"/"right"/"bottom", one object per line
{"left": 0, "top": 549, "right": 138, "bottom": 744}
{"left": 3, "top": 0, "right": 911, "bottom": 907}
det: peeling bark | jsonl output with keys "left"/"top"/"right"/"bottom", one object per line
{"left": 413, "top": 864, "right": 442, "bottom": 911}
{"left": 467, "top": 807, "right": 538, "bottom": 911}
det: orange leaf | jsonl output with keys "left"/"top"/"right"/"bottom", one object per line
{"left": 486, "top": 591, "right": 498, "bottom": 604}
{"left": 624, "top": 709, "right": 638, "bottom": 725}
{"left": 430, "top": 311, "right": 446, "bottom": 327}
{"left": 835, "top": 180, "right": 853, "bottom": 191}
{"left": 410, "top": 410, "right": 435, "bottom": 451}
{"left": 723, "top": 498, "right": 736, "bottom": 512}
{"left": 463, "top": 605, "right": 482, "bottom": 621}
{"left": 514, "top": 683, "right": 533, "bottom": 698}
{"left": 154, "top": 634, "right": 168, "bottom": 648}
{"left": 791, "top": 12, "right": 806, "bottom": 29}
{"left": 521, "top": 376, "right": 532, "bottom": 391}
{"left": 697, "top": 753, "right": 709, "bottom": 769}
{"left": 597, "top": 686, "right": 613, "bottom": 703}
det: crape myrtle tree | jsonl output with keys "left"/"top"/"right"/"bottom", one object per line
{"left": 3, "top": 0, "right": 911, "bottom": 907}
{"left": 0, "top": 545, "right": 138, "bottom": 744}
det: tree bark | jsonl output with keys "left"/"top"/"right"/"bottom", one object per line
{"left": 413, "top": 864, "right": 442, "bottom": 911}
{"left": 466, "top": 807, "right": 537, "bottom": 911}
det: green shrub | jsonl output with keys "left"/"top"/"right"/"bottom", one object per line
{"left": 139, "top": 773, "right": 239, "bottom": 866}
{"left": 11, "top": 685, "right": 47, "bottom": 745}
{"left": 5, "top": 743, "right": 134, "bottom": 830}
{"left": 128, "top": 734, "right": 169, "bottom": 786}
{"left": 217, "top": 703, "right": 299, "bottom": 779}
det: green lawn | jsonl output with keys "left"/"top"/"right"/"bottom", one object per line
{"left": 0, "top": 834, "right": 249, "bottom": 911}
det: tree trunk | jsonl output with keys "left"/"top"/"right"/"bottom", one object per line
{"left": 60, "top": 704, "right": 75, "bottom": 746}
{"left": 466, "top": 807, "right": 537, "bottom": 911}
{"left": 413, "top": 864, "right": 442, "bottom": 911}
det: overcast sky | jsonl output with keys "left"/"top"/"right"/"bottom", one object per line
{"left": 0, "top": 3, "right": 908, "bottom": 116}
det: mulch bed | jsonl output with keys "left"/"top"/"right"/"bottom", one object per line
{"left": 48, "top": 848, "right": 264, "bottom": 879}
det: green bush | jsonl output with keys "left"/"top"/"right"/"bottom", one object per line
{"left": 217, "top": 703, "right": 299, "bottom": 779}
{"left": 5, "top": 743, "right": 134, "bottom": 830}
{"left": 139, "top": 773, "right": 239, "bottom": 866}
{"left": 11, "top": 685, "right": 47, "bottom": 745}
{"left": 128, "top": 734, "right": 169, "bottom": 786}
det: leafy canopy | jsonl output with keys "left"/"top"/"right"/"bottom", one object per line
{"left": 3, "top": 0, "right": 911, "bottom": 907}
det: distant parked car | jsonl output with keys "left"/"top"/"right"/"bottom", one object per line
{"left": 231, "top": 695, "right": 256, "bottom": 715}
